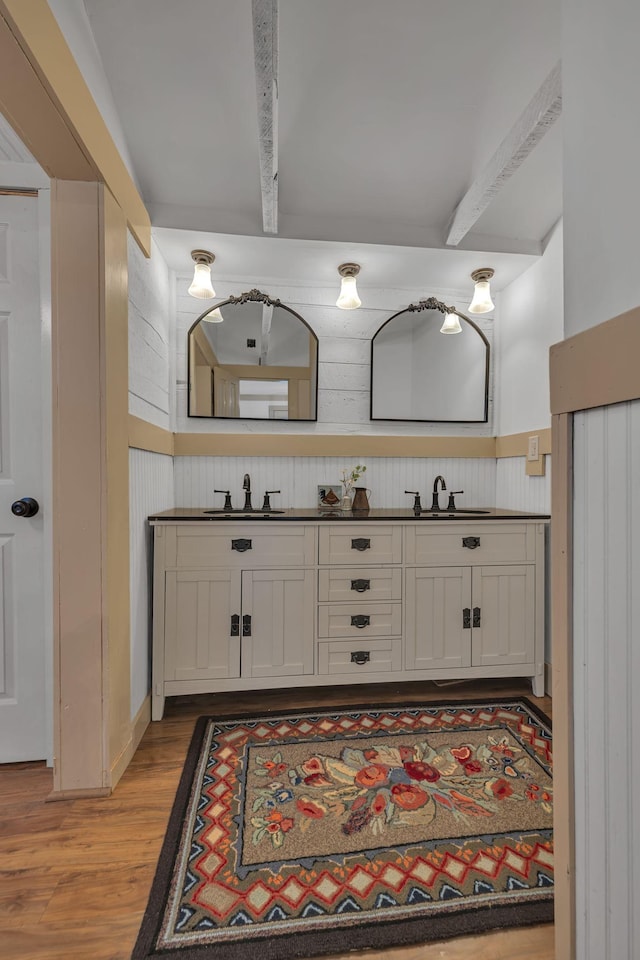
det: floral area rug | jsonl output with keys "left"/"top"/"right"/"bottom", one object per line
{"left": 132, "top": 698, "right": 553, "bottom": 960}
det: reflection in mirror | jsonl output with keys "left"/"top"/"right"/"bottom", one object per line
{"left": 370, "top": 298, "right": 489, "bottom": 422}
{"left": 188, "top": 290, "right": 318, "bottom": 420}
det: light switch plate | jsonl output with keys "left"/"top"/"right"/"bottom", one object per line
{"left": 527, "top": 435, "right": 540, "bottom": 461}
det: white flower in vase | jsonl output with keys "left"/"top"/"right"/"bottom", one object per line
{"left": 340, "top": 465, "right": 366, "bottom": 511}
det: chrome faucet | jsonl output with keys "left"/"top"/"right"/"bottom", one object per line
{"left": 431, "top": 475, "right": 447, "bottom": 511}
{"left": 242, "top": 473, "right": 252, "bottom": 511}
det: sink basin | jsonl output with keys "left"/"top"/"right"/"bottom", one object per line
{"left": 421, "top": 509, "right": 491, "bottom": 517}
{"left": 203, "top": 509, "right": 285, "bottom": 516}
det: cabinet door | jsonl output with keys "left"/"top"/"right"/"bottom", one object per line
{"left": 405, "top": 567, "right": 471, "bottom": 670}
{"left": 164, "top": 569, "right": 241, "bottom": 681}
{"left": 471, "top": 565, "right": 535, "bottom": 667}
{"left": 241, "top": 569, "right": 315, "bottom": 679}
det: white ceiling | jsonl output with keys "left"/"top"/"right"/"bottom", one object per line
{"left": 0, "top": 2, "right": 562, "bottom": 292}
{"left": 81, "top": 0, "right": 562, "bottom": 263}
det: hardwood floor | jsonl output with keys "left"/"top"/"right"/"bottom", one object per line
{"left": 0, "top": 679, "right": 554, "bottom": 960}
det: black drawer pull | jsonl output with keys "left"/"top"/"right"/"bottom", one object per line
{"left": 351, "top": 651, "right": 370, "bottom": 665}
{"left": 230, "top": 614, "right": 240, "bottom": 636}
{"left": 351, "top": 614, "right": 370, "bottom": 629}
{"left": 232, "top": 538, "right": 252, "bottom": 552}
{"left": 462, "top": 536, "right": 481, "bottom": 550}
{"left": 351, "top": 538, "right": 371, "bottom": 551}
{"left": 463, "top": 607, "right": 471, "bottom": 629}
{"left": 242, "top": 614, "right": 252, "bottom": 636}
{"left": 473, "top": 607, "right": 481, "bottom": 628}
{"left": 351, "top": 579, "right": 370, "bottom": 593}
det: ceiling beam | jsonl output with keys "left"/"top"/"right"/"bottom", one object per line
{"left": 260, "top": 301, "right": 273, "bottom": 365}
{"left": 252, "top": 0, "right": 278, "bottom": 234}
{"left": 446, "top": 62, "right": 562, "bottom": 247}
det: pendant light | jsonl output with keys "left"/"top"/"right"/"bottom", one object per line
{"left": 188, "top": 250, "right": 216, "bottom": 299}
{"left": 336, "top": 263, "right": 362, "bottom": 310}
{"left": 202, "top": 307, "right": 224, "bottom": 323}
{"left": 440, "top": 311, "right": 462, "bottom": 334}
{"left": 468, "top": 268, "right": 495, "bottom": 314}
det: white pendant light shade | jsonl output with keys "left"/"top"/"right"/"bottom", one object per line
{"left": 188, "top": 250, "right": 216, "bottom": 299}
{"left": 203, "top": 307, "right": 224, "bottom": 323}
{"left": 336, "top": 263, "right": 362, "bottom": 310}
{"left": 440, "top": 312, "right": 462, "bottom": 334}
{"left": 468, "top": 268, "right": 495, "bottom": 314}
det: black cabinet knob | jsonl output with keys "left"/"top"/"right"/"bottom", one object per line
{"left": 11, "top": 497, "right": 39, "bottom": 518}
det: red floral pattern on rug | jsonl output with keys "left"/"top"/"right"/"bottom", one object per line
{"left": 249, "top": 729, "right": 552, "bottom": 852}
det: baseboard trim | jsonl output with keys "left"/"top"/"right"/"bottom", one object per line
{"left": 109, "top": 695, "right": 152, "bottom": 791}
{"left": 46, "top": 786, "right": 112, "bottom": 802}
{"left": 131, "top": 695, "right": 151, "bottom": 756}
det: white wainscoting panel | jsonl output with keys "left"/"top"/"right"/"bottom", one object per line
{"left": 174, "top": 456, "right": 497, "bottom": 511}
{"left": 128, "top": 235, "right": 171, "bottom": 429}
{"left": 129, "top": 448, "right": 174, "bottom": 718}
{"left": 573, "top": 400, "right": 640, "bottom": 960}
{"left": 495, "top": 457, "right": 551, "bottom": 514}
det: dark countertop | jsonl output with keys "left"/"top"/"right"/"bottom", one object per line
{"left": 148, "top": 507, "right": 550, "bottom": 522}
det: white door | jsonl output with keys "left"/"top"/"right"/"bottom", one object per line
{"left": 0, "top": 194, "right": 46, "bottom": 762}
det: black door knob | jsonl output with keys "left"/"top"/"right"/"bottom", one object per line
{"left": 11, "top": 497, "right": 39, "bottom": 518}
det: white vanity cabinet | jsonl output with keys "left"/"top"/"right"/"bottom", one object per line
{"left": 152, "top": 523, "right": 317, "bottom": 719}
{"left": 404, "top": 523, "right": 543, "bottom": 693}
{"left": 150, "top": 514, "right": 547, "bottom": 719}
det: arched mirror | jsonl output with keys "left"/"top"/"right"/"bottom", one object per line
{"left": 370, "top": 298, "right": 490, "bottom": 422}
{"left": 188, "top": 289, "right": 318, "bottom": 420}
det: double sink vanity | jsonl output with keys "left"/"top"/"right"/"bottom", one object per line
{"left": 149, "top": 491, "right": 549, "bottom": 720}
{"left": 164, "top": 289, "right": 549, "bottom": 721}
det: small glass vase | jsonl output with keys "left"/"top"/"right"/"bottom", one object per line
{"left": 340, "top": 488, "right": 353, "bottom": 511}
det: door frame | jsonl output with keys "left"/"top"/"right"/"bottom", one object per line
{"left": 0, "top": 1, "right": 150, "bottom": 795}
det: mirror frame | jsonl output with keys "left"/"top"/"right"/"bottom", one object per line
{"left": 369, "top": 297, "right": 490, "bottom": 423}
{"left": 187, "top": 288, "right": 319, "bottom": 421}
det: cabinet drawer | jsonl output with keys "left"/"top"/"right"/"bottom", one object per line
{"left": 318, "top": 566, "right": 402, "bottom": 602}
{"left": 318, "top": 525, "right": 402, "bottom": 564}
{"left": 318, "top": 602, "right": 402, "bottom": 638}
{"left": 405, "top": 523, "right": 534, "bottom": 565}
{"left": 317, "top": 639, "right": 402, "bottom": 675}
{"left": 164, "top": 524, "right": 315, "bottom": 568}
